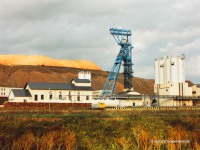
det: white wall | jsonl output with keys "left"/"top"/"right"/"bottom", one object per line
{"left": 71, "top": 80, "right": 91, "bottom": 87}
{"left": 155, "top": 55, "right": 185, "bottom": 85}
{"left": 28, "top": 89, "right": 93, "bottom": 103}
{"left": 154, "top": 55, "right": 192, "bottom": 97}
{"left": 155, "top": 83, "right": 192, "bottom": 96}
{"left": 119, "top": 100, "right": 143, "bottom": 107}
{"left": 78, "top": 71, "right": 91, "bottom": 81}
{"left": 87, "top": 99, "right": 143, "bottom": 107}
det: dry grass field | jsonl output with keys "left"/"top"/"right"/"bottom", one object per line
{"left": 0, "top": 109, "right": 199, "bottom": 150}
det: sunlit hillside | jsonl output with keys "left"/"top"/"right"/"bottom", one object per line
{"left": 0, "top": 55, "right": 101, "bottom": 70}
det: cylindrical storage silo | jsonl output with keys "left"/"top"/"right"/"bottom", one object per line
{"left": 166, "top": 56, "right": 171, "bottom": 83}
{"left": 159, "top": 59, "right": 164, "bottom": 84}
{"left": 171, "top": 57, "right": 178, "bottom": 83}
{"left": 155, "top": 59, "right": 159, "bottom": 84}
{"left": 178, "top": 58, "right": 185, "bottom": 83}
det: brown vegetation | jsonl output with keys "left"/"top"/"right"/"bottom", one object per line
{"left": 0, "top": 110, "right": 199, "bottom": 149}
{"left": 4, "top": 102, "right": 91, "bottom": 110}
{"left": 11, "top": 129, "right": 77, "bottom": 150}
{"left": 0, "top": 64, "right": 155, "bottom": 94}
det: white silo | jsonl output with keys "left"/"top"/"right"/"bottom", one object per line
{"left": 155, "top": 54, "right": 185, "bottom": 85}
{"left": 154, "top": 54, "right": 191, "bottom": 97}
{"left": 154, "top": 54, "right": 192, "bottom": 106}
{"left": 154, "top": 59, "right": 159, "bottom": 84}
{"left": 159, "top": 59, "right": 165, "bottom": 84}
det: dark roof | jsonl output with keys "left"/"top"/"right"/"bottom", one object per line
{"left": 72, "top": 79, "right": 91, "bottom": 83}
{"left": 26, "top": 82, "right": 74, "bottom": 90}
{"left": 196, "top": 84, "right": 200, "bottom": 88}
{"left": 12, "top": 89, "right": 32, "bottom": 97}
{"left": 26, "top": 82, "right": 93, "bottom": 91}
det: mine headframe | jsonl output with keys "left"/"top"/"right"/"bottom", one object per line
{"left": 101, "top": 28, "right": 133, "bottom": 98}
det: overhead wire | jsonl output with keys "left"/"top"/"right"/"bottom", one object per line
{"left": 93, "top": 48, "right": 118, "bottom": 91}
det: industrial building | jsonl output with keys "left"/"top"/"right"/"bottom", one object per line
{"left": 0, "top": 87, "right": 22, "bottom": 97}
{"left": 8, "top": 72, "right": 93, "bottom": 103}
{"left": 191, "top": 84, "right": 200, "bottom": 106}
{"left": 3, "top": 28, "right": 200, "bottom": 109}
{"left": 154, "top": 55, "right": 193, "bottom": 106}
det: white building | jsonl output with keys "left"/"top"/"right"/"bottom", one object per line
{"left": 154, "top": 55, "right": 192, "bottom": 106}
{"left": 78, "top": 71, "right": 91, "bottom": 81}
{"left": 191, "top": 84, "right": 200, "bottom": 106}
{"left": 0, "top": 87, "right": 22, "bottom": 97}
{"left": 8, "top": 71, "right": 93, "bottom": 103}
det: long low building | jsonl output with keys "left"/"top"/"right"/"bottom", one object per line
{"left": 8, "top": 72, "right": 94, "bottom": 103}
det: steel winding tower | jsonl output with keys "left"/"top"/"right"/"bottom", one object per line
{"left": 101, "top": 28, "right": 133, "bottom": 98}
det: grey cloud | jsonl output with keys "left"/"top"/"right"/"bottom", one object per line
{"left": 0, "top": 0, "right": 200, "bottom": 83}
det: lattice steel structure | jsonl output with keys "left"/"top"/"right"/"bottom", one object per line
{"left": 101, "top": 28, "right": 133, "bottom": 98}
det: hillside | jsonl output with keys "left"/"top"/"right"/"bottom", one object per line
{"left": 0, "top": 55, "right": 101, "bottom": 70}
{"left": 0, "top": 65, "right": 155, "bottom": 94}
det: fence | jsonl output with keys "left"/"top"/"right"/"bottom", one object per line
{"left": 3, "top": 102, "right": 92, "bottom": 110}
{"left": 105, "top": 106, "right": 200, "bottom": 110}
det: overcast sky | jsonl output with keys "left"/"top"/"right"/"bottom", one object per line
{"left": 0, "top": 0, "right": 200, "bottom": 83}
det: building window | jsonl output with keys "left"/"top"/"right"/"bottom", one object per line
{"left": 59, "top": 91, "right": 62, "bottom": 100}
{"left": 166, "top": 89, "right": 168, "bottom": 91}
{"left": 34, "top": 95, "right": 38, "bottom": 101}
{"left": 68, "top": 91, "right": 72, "bottom": 101}
{"left": 77, "top": 96, "right": 80, "bottom": 101}
{"left": 77, "top": 92, "right": 80, "bottom": 101}
{"left": 49, "top": 94, "right": 53, "bottom": 100}
{"left": 41, "top": 95, "right": 44, "bottom": 100}
{"left": 86, "top": 95, "right": 89, "bottom": 100}
{"left": 49, "top": 91, "right": 53, "bottom": 100}
{"left": 192, "top": 91, "right": 196, "bottom": 94}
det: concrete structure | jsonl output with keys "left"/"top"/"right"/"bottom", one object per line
{"left": 115, "top": 91, "right": 143, "bottom": 107}
{"left": 91, "top": 91, "right": 143, "bottom": 107}
{"left": 8, "top": 71, "right": 93, "bottom": 103}
{"left": 191, "top": 84, "right": 200, "bottom": 96}
{"left": 154, "top": 55, "right": 193, "bottom": 106}
{"left": 92, "top": 90, "right": 102, "bottom": 99}
{"left": 154, "top": 54, "right": 192, "bottom": 96}
{"left": 78, "top": 71, "right": 91, "bottom": 81}
{"left": 191, "top": 84, "right": 200, "bottom": 106}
